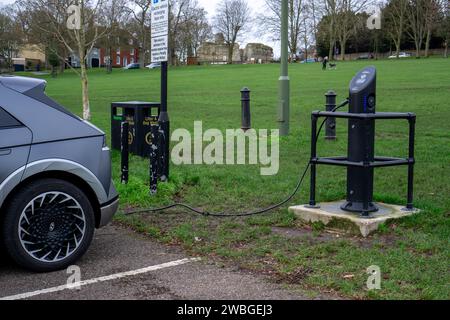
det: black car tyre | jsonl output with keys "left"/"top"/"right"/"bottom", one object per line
{"left": 1, "top": 178, "right": 95, "bottom": 272}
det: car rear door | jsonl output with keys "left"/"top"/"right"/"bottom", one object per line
{"left": 0, "top": 106, "right": 32, "bottom": 184}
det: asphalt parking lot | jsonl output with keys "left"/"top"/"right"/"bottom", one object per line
{"left": 0, "top": 224, "right": 308, "bottom": 300}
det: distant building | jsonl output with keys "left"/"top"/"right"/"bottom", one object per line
{"left": 197, "top": 33, "right": 241, "bottom": 64}
{"left": 243, "top": 43, "right": 273, "bottom": 64}
{"left": 68, "top": 47, "right": 140, "bottom": 68}
{"left": 13, "top": 44, "right": 45, "bottom": 71}
{"left": 18, "top": 44, "right": 46, "bottom": 63}
{"left": 197, "top": 42, "right": 241, "bottom": 64}
{"left": 100, "top": 47, "right": 140, "bottom": 68}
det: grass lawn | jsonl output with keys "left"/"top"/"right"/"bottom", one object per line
{"left": 22, "top": 58, "right": 449, "bottom": 299}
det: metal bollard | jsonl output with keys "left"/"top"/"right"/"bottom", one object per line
{"left": 121, "top": 122, "right": 129, "bottom": 184}
{"left": 149, "top": 124, "right": 159, "bottom": 195}
{"left": 325, "top": 90, "right": 337, "bottom": 140}
{"left": 241, "top": 87, "right": 251, "bottom": 131}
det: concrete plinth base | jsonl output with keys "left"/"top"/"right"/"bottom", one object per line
{"left": 289, "top": 201, "right": 420, "bottom": 237}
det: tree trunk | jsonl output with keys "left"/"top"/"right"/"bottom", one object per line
{"left": 228, "top": 44, "right": 234, "bottom": 64}
{"left": 79, "top": 42, "right": 91, "bottom": 120}
{"left": 60, "top": 58, "right": 65, "bottom": 73}
{"left": 81, "top": 62, "right": 91, "bottom": 120}
{"left": 328, "top": 18, "right": 335, "bottom": 60}
{"left": 445, "top": 40, "right": 448, "bottom": 58}
{"left": 424, "top": 29, "right": 431, "bottom": 57}
{"left": 395, "top": 40, "right": 401, "bottom": 58}
{"left": 140, "top": 25, "right": 146, "bottom": 68}
{"left": 170, "top": 45, "right": 178, "bottom": 66}
{"left": 415, "top": 38, "right": 421, "bottom": 58}
{"left": 107, "top": 47, "right": 112, "bottom": 74}
{"left": 304, "top": 41, "right": 308, "bottom": 62}
{"left": 228, "top": 46, "right": 233, "bottom": 64}
{"left": 340, "top": 40, "right": 346, "bottom": 61}
{"left": 139, "top": 43, "right": 145, "bottom": 68}
{"left": 60, "top": 48, "right": 66, "bottom": 74}
{"left": 328, "top": 39, "right": 334, "bottom": 61}
{"left": 395, "top": 25, "right": 403, "bottom": 58}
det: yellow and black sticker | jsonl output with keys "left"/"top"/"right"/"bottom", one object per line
{"left": 145, "top": 132, "right": 152, "bottom": 145}
{"left": 143, "top": 117, "right": 159, "bottom": 126}
{"left": 128, "top": 132, "right": 134, "bottom": 145}
{"left": 126, "top": 116, "right": 135, "bottom": 126}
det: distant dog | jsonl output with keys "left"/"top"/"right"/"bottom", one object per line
{"left": 329, "top": 63, "right": 337, "bottom": 70}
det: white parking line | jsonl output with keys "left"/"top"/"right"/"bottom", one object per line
{"left": 0, "top": 258, "right": 201, "bottom": 300}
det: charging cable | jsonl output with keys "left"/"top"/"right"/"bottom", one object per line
{"left": 125, "top": 99, "right": 350, "bottom": 217}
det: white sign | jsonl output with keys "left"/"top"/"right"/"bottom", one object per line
{"left": 151, "top": 35, "right": 168, "bottom": 63}
{"left": 151, "top": 0, "right": 169, "bottom": 62}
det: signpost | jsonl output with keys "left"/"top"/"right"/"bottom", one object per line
{"left": 151, "top": 0, "right": 169, "bottom": 63}
{"left": 278, "top": 0, "right": 290, "bottom": 136}
{"left": 151, "top": 0, "right": 170, "bottom": 181}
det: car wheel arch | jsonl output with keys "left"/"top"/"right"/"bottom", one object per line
{"left": 0, "top": 171, "right": 102, "bottom": 228}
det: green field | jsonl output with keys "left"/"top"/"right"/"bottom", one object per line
{"left": 24, "top": 58, "right": 449, "bottom": 299}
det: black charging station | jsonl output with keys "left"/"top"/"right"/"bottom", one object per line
{"left": 344, "top": 67, "right": 378, "bottom": 213}
{"left": 309, "top": 66, "right": 417, "bottom": 217}
{"left": 111, "top": 101, "right": 161, "bottom": 158}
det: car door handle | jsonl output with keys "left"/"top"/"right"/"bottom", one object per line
{"left": 0, "top": 149, "right": 12, "bottom": 156}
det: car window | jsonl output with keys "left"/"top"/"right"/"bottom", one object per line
{"left": 0, "top": 107, "right": 21, "bottom": 128}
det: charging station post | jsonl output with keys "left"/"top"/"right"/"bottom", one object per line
{"left": 159, "top": 61, "right": 170, "bottom": 182}
{"left": 121, "top": 121, "right": 129, "bottom": 184}
{"left": 151, "top": 0, "right": 170, "bottom": 183}
{"left": 149, "top": 124, "right": 159, "bottom": 195}
{"left": 308, "top": 66, "right": 417, "bottom": 217}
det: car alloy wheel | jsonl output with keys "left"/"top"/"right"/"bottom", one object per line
{"left": 18, "top": 192, "right": 86, "bottom": 263}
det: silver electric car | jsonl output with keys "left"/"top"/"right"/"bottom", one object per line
{"left": 0, "top": 76, "right": 119, "bottom": 272}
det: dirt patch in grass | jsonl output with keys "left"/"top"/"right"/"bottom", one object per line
{"left": 271, "top": 226, "right": 399, "bottom": 249}
{"left": 273, "top": 267, "right": 314, "bottom": 285}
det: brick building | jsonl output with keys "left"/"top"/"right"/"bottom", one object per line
{"left": 100, "top": 47, "right": 140, "bottom": 68}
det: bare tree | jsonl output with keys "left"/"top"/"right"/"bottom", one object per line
{"left": 168, "top": 1, "right": 211, "bottom": 63}
{"left": 169, "top": 0, "right": 192, "bottom": 65}
{"left": 384, "top": 0, "right": 408, "bottom": 58}
{"left": 334, "top": 0, "right": 370, "bottom": 60}
{"left": 309, "top": 0, "right": 321, "bottom": 47}
{"left": 214, "top": 0, "right": 251, "bottom": 64}
{"left": 188, "top": 8, "right": 211, "bottom": 57}
{"left": 129, "top": 0, "right": 151, "bottom": 68}
{"left": 16, "top": 3, "right": 69, "bottom": 73}
{"left": 323, "top": 0, "right": 338, "bottom": 60}
{"left": 100, "top": 0, "right": 129, "bottom": 73}
{"left": 177, "top": 6, "right": 211, "bottom": 58}
{"left": 17, "top": 0, "right": 110, "bottom": 120}
{"left": 0, "top": 6, "right": 23, "bottom": 71}
{"left": 259, "top": 0, "right": 306, "bottom": 60}
{"left": 300, "top": 3, "right": 315, "bottom": 60}
{"left": 441, "top": 0, "right": 450, "bottom": 57}
{"left": 424, "top": 0, "right": 442, "bottom": 57}
{"left": 406, "top": 0, "right": 428, "bottom": 58}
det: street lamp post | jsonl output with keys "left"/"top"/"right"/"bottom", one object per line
{"left": 278, "top": 0, "right": 290, "bottom": 136}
